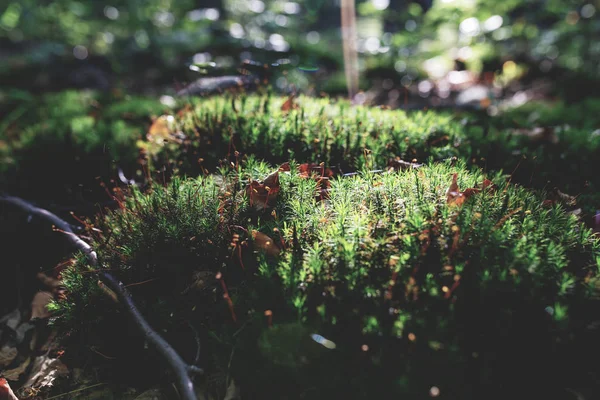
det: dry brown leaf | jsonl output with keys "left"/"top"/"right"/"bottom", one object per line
{"left": 252, "top": 230, "right": 281, "bottom": 257}
{"left": 546, "top": 187, "right": 577, "bottom": 207}
{"left": 387, "top": 158, "right": 423, "bottom": 171}
{"left": 30, "top": 291, "right": 54, "bottom": 320}
{"left": 36, "top": 272, "right": 62, "bottom": 294}
{"left": 146, "top": 115, "right": 184, "bottom": 146}
{"left": 147, "top": 115, "right": 172, "bottom": 142}
{"left": 512, "top": 126, "right": 558, "bottom": 145}
{"left": 22, "top": 356, "right": 69, "bottom": 392}
{"left": 281, "top": 95, "right": 298, "bottom": 113}
{"left": 3, "top": 356, "right": 30, "bottom": 381}
{"left": 446, "top": 174, "right": 496, "bottom": 207}
{"left": 446, "top": 173, "right": 463, "bottom": 206}
{"left": 0, "top": 345, "right": 18, "bottom": 369}
{"left": 298, "top": 163, "right": 334, "bottom": 178}
{"left": 246, "top": 170, "right": 280, "bottom": 210}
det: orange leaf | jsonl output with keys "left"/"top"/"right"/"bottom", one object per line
{"left": 298, "top": 163, "right": 333, "bottom": 178}
{"left": 281, "top": 94, "right": 298, "bottom": 112}
{"left": 446, "top": 173, "right": 463, "bottom": 206}
{"left": 446, "top": 174, "right": 495, "bottom": 207}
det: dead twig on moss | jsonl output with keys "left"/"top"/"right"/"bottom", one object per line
{"left": 0, "top": 194, "right": 201, "bottom": 400}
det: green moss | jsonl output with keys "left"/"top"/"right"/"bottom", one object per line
{"left": 163, "top": 95, "right": 462, "bottom": 174}
{"left": 4, "top": 92, "right": 600, "bottom": 216}
{"left": 0, "top": 90, "right": 167, "bottom": 204}
{"left": 143, "top": 94, "right": 600, "bottom": 214}
{"left": 56, "top": 159, "right": 600, "bottom": 398}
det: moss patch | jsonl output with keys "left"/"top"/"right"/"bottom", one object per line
{"left": 55, "top": 159, "right": 600, "bottom": 398}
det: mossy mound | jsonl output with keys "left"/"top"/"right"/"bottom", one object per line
{"left": 0, "top": 90, "right": 168, "bottom": 206}
{"left": 4, "top": 92, "right": 600, "bottom": 215}
{"left": 151, "top": 95, "right": 463, "bottom": 174}
{"left": 55, "top": 160, "right": 600, "bottom": 399}
{"left": 149, "top": 94, "right": 600, "bottom": 214}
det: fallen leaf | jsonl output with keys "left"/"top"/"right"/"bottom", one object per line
{"left": 30, "top": 291, "right": 54, "bottom": 320}
{"left": 426, "top": 134, "right": 450, "bottom": 147}
{"left": 1, "top": 309, "right": 36, "bottom": 346}
{"left": 147, "top": 115, "right": 174, "bottom": 143}
{"left": 296, "top": 163, "right": 334, "bottom": 201}
{"left": 278, "top": 162, "right": 291, "bottom": 172}
{"left": 246, "top": 170, "right": 280, "bottom": 210}
{"left": 281, "top": 94, "right": 298, "bottom": 113}
{"left": 544, "top": 187, "right": 577, "bottom": 207}
{"left": 36, "top": 272, "right": 62, "bottom": 294}
{"left": 387, "top": 158, "right": 423, "bottom": 171}
{"left": 0, "top": 346, "right": 18, "bottom": 369}
{"left": 0, "top": 378, "right": 18, "bottom": 400}
{"left": 3, "top": 356, "right": 30, "bottom": 381}
{"left": 446, "top": 174, "right": 496, "bottom": 207}
{"left": 512, "top": 126, "right": 558, "bottom": 145}
{"left": 569, "top": 208, "right": 582, "bottom": 218}
{"left": 22, "top": 355, "right": 69, "bottom": 391}
{"left": 252, "top": 230, "right": 281, "bottom": 257}
{"left": 144, "top": 115, "right": 185, "bottom": 157}
{"left": 446, "top": 173, "right": 463, "bottom": 206}
{"left": 298, "top": 163, "right": 334, "bottom": 178}
{"left": 0, "top": 309, "right": 21, "bottom": 332}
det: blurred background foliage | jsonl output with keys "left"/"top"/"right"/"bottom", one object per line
{"left": 0, "top": 0, "right": 599, "bottom": 104}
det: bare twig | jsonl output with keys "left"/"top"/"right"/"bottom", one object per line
{"left": 0, "top": 194, "right": 201, "bottom": 400}
{"left": 0, "top": 195, "right": 98, "bottom": 264}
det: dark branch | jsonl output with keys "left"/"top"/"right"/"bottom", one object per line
{"left": 0, "top": 195, "right": 98, "bottom": 265}
{"left": 0, "top": 194, "right": 199, "bottom": 400}
{"left": 100, "top": 273, "right": 200, "bottom": 399}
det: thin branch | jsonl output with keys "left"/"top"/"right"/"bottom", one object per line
{"left": 0, "top": 194, "right": 200, "bottom": 400}
{"left": 100, "top": 273, "right": 201, "bottom": 399}
{"left": 0, "top": 195, "right": 98, "bottom": 264}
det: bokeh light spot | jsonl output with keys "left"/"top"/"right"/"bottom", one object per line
{"left": 483, "top": 15, "right": 503, "bottom": 31}
{"left": 581, "top": 4, "right": 596, "bottom": 18}
{"left": 459, "top": 17, "right": 480, "bottom": 36}
{"left": 230, "top": 23, "right": 245, "bottom": 39}
{"left": 306, "top": 31, "right": 320, "bottom": 44}
{"left": 372, "top": 0, "right": 390, "bottom": 11}
{"left": 103, "top": 6, "right": 119, "bottom": 20}
{"left": 73, "top": 45, "right": 88, "bottom": 60}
